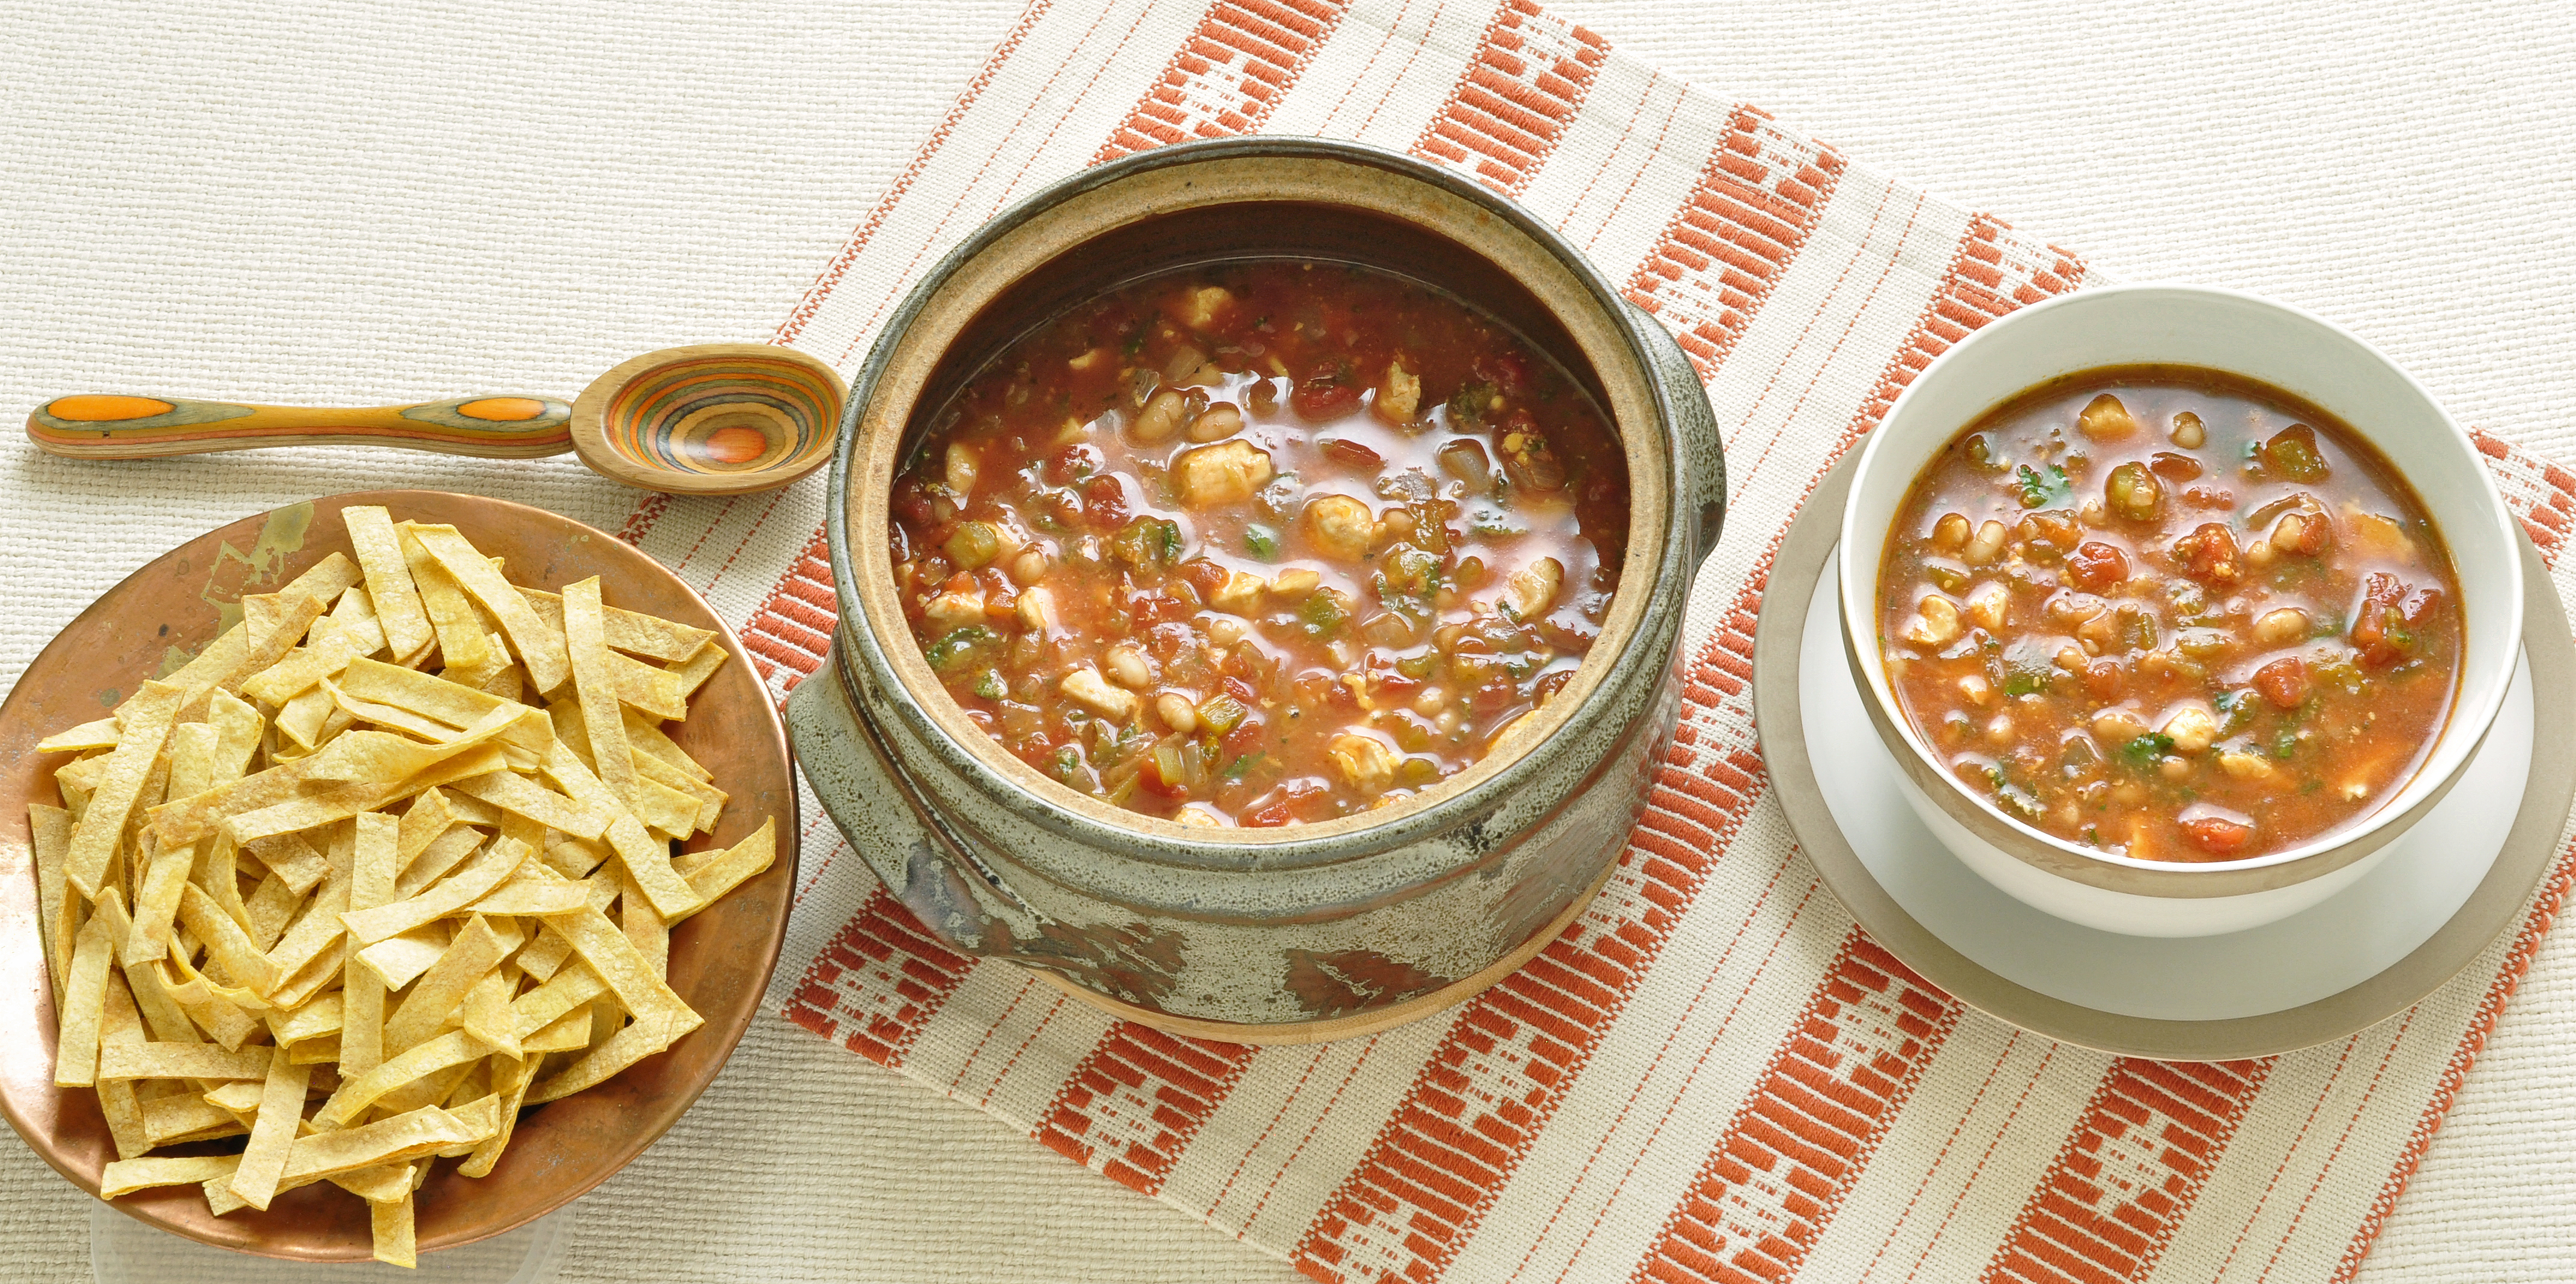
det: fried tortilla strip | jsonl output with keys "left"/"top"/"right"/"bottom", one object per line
{"left": 535, "top": 737, "right": 699, "bottom": 918}
{"left": 97, "top": 1042, "right": 271, "bottom": 1081}
{"left": 29, "top": 804, "right": 73, "bottom": 1011}
{"left": 53, "top": 909, "right": 117, "bottom": 1087}
{"left": 228, "top": 1050, "right": 315, "bottom": 1210}
{"left": 540, "top": 904, "right": 693, "bottom": 1026}
{"left": 205, "top": 1080, "right": 266, "bottom": 1114}
{"left": 100, "top": 1154, "right": 242, "bottom": 1199}
{"left": 341, "top": 811, "right": 399, "bottom": 1077}
{"left": 513, "top": 923, "right": 573, "bottom": 982}
{"left": 124, "top": 722, "right": 218, "bottom": 963}
{"left": 372, "top": 1192, "right": 418, "bottom": 1269}
{"left": 274, "top": 683, "right": 336, "bottom": 750}
{"left": 344, "top": 505, "right": 434, "bottom": 662}
{"left": 262, "top": 862, "right": 352, "bottom": 998}
{"left": 64, "top": 680, "right": 184, "bottom": 899}
{"left": 339, "top": 837, "right": 530, "bottom": 946}
{"left": 243, "top": 832, "right": 330, "bottom": 896}
{"left": 37, "top": 718, "right": 120, "bottom": 754}
{"left": 322, "top": 677, "right": 461, "bottom": 743}
{"left": 208, "top": 691, "right": 265, "bottom": 780}
{"left": 634, "top": 750, "right": 725, "bottom": 834}
{"left": 670, "top": 817, "right": 778, "bottom": 921}
{"left": 178, "top": 883, "right": 281, "bottom": 995}
{"left": 621, "top": 864, "right": 668, "bottom": 980}
{"left": 289, "top": 1037, "right": 343, "bottom": 1065}
{"left": 518, "top": 587, "right": 715, "bottom": 663}
{"left": 407, "top": 524, "right": 570, "bottom": 693}
{"left": 335, "top": 655, "right": 506, "bottom": 730}
{"left": 87, "top": 891, "right": 202, "bottom": 1046}
{"left": 450, "top": 770, "right": 609, "bottom": 841}
{"left": 609, "top": 652, "right": 688, "bottom": 721}
{"left": 96, "top": 978, "right": 153, "bottom": 1160}
{"left": 395, "top": 786, "right": 464, "bottom": 867}
{"left": 669, "top": 640, "right": 729, "bottom": 700}
{"left": 267, "top": 990, "right": 344, "bottom": 1047}
{"left": 328, "top": 578, "right": 389, "bottom": 655}
{"left": 398, "top": 522, "right": 499, "bottom": 675}
{"left": 382, "top": 915, "right": 505, "bottom": 1056}
{"left": 395, "top": 826, "right": 484, "bottom": 900}
{"left": 241, "top": 872, "right": 300, "bottom": 950}
{"left": 327, "top": 1162, "right": 414, "bottom": 1205}
{"left": 567, "top": 584, "right": 644, "bottom": 813}
{"left": 529, "top": 1008, "right": 699, "bottom": 1104}
{"left": 240, "top": 614, "right": 375, "bottom": 707}
{"left": 143, "top": 1094, "right": 250, "bottom": 1146}
{"left": 354, "top": 922, "right": 452, "bottom": 990}
{"left": 222, "top": 589, "right": 333, "bottom": 699}
{"left": 459, "top": 969, "right": 519, "bottom": 1058}
{"left": 221, "top": 743, "right": 511, "bottom": 846}
{"left": 509, "top": 960, "right": 608, "bottom": 1037}
{"left": 281, "top": 1104, "right": 487, "bottom": 1183}
{"left": 472, "top": 867, "right": 588, "bottom": 916}
{"left": 281, "top": 551, "right": 365, "bottom": 610}
{"left": 457, "top": 1055, "right": 541, "bottom": 1178}
{"left": 520, "top": 1004, "right": 593, "bottom": 1053}
{"left": 314, "top": 1033, "right": 494, "bottom": 1128}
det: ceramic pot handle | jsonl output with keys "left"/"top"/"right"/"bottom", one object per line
{"left": 1623, "top": 303, "right": 1728, "bottom": 567}
{"left": 25, "top": 393, "right": 576, "bottom": 461}
{"left": 785, "top": 649, "right": 1034, "bottom": 952}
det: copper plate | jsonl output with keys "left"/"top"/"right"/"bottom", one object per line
{"left": 0, "top": 490, "right": 797, "bottom": 1259}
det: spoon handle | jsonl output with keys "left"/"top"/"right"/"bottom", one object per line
{"left": 25, "top": 394, "right": 575, "bottom": 460}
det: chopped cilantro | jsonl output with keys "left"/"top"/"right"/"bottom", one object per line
{"left": 924, "top": 626, "right": 1000, "bottom": 674}
{"left": 1222, "top": 752, "right": 1262, "bottom": 781}
{"left": 2012, "top": 462, "right": 2071, "bottom": 509}
{"left": 973, "top": 670, "right": 1005, "bottom": 701}
{"left": 2121, "top": 732, "right": 2175, "bottom": 769}
{"left": 1245, "top": 524, "right": 1280, "bottom": 559}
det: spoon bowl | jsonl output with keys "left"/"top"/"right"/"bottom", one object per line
{"left": 570, "top": 344, "right": 845, "bottom": 494}
{"left": 25, "top": 342, "right": 848, "bottom": 496}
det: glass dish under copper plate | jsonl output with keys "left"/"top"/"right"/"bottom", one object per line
{"left": 0, "top": 490, "right": 796, "bottom": 1261}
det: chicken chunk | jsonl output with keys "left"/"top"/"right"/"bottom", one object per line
{"left": 923, "top": 587, "right": 986, "bottom": 634}
{"left": 1326, "top": 733, "right": 1399, "bottom": 796}
{"left": 1304, "top": 495, "right": 1376, "bottom": 561}
{"left": 1060, "top": 669, "right": 1138, "bottom": 722}
{"left": 1211, "top": 569, "right": 1268, "bottom": 615}
{"left": 1498, "top": 557, "right": 1564, "bottom": 623}
{"left": 1174, "top": 440, "right": 1274, "bottom": 509}
{"left": 1376, "top": 359, "right": 1421, "bottom": 423}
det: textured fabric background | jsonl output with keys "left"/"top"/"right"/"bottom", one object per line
{"left": 0, "top": 2, "right": 2569, "bottom": 1281}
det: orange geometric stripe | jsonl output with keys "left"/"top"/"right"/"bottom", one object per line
{"left": 1626, "top": 931, "right": 1963, "bottom": 1284}
{"left": 1036, "top": 1024, "right": 1262, "bottom": 1196}
{"left": 1624, "top": 106, "right": 1847, "bottom": 380}
{"left": 1851, "top": 213, "right": 2086, "bottom": 437}
{"left": 1095, "top": 0, "right": 1350, "bottom": 162}
{"left": 1981, "top": 1057, "right": 2274, "bottom": 1283}
{"left": 1410, "top": 0, "right": 1609, "bottom": 195}
{"left": 785, "top": 886, "right": 977, "bottom": 1069}
{"left": 731, "top": 528, "right": 840, "bottom": 703}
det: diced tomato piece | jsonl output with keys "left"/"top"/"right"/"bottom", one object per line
{"left": 893, "top": 480, "right": 937, "bottom": 527}
{"left": 1046, "top": 444, "right": 1104, "bottom": 485}
{"left": 2253, "top": 657, "right": 2311, "bottom": 709}
{"left": 1082, "top": 475, "right": 1130, "bottom": 528}
{"left": 1243, "top": 802, "right": 1295, "bottom": 828}
{"left": 2183, "top": 816, "right": 2256, "bottom": 856}
{"left": 2350, "top": 572, "right": 2413, "bottom": 669}
{"left": 1139, "top": 746, "right": 1189, "bottom": 798}
{"left": 1132, "top": 590, "right": 1189, "bottom": 625}
{"left": 2083, "top": 659, "right": 2127, "bottom": 702}
{"left": 1221, "top": 717, "right": 1266, "bottom": 759}
{"left": 2174, "top": 522, "right": 2242, "bottom": 584}
{"left": 1293, "top": 372, "right": 1362, "bottom": 420}
{"left": 1476, "top": 351, "right": 1531, "bottom": 397}
{"left": 2148, "top": 451, "right": 2204, "bottom": 480}
{"left": 1178, "top": 558, "right": 1230, "bottom": 601}
{"left": 2065, "top": 541, "right": 2130, "bottom": 592}
{"left": 1221, "top": 676, "right": 1260, "bottom": 705}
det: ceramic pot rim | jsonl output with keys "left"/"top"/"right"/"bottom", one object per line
{"left": 821, "top": 137, "right": 1713, "bottom": 877}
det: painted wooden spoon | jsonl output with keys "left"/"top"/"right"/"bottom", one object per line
{"left": 25, "top": 343, "right": 847, "bottom": 497}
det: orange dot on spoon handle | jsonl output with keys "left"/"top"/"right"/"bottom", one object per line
{"left": 47, "top": 395, "right": 175, "bottom": 422}
{"left": 456, "top": 397, "right": 550, "bottom": 422}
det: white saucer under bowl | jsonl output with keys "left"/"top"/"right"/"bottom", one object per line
{"left": 1755, "top": 458, "right": 2575, "bottom": 1059}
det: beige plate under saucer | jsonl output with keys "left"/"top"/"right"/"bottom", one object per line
{"left": 1755, "top": 458, "right": 2575, "bottom": 1061}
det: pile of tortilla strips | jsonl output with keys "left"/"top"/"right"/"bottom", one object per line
{"left": 31, "top": 505, "right": 775, "bottom": 1267}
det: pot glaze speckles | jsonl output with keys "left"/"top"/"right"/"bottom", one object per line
{"left": 789, "top": 139, "right": 1725, "bottom": 1040}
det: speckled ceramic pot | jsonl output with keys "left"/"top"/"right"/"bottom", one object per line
{"left": 787, "top": 138, "right": 1725, "bottom": 1040}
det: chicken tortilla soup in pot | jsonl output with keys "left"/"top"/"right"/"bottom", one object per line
{"left": 1876, "top": 365, "right": 2464, "bottom": 862}
{"left": 887, "top": 260, "right": 1630, "bottom": 831}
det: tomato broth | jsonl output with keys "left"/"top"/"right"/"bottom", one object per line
{"left": 889, "top": 260, "right": 1630, "bottom": 829}
{"left": 1877, "top": 366, "right": 2462, "bottom": 862}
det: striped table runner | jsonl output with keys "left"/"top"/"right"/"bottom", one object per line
{"left": 610, "top": 2, "right": 2576, "bottom": 1279}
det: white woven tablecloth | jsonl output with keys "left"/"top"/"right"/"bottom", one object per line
{"left": 2, "top": 2, "right": 2571, "bottom": 1280}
